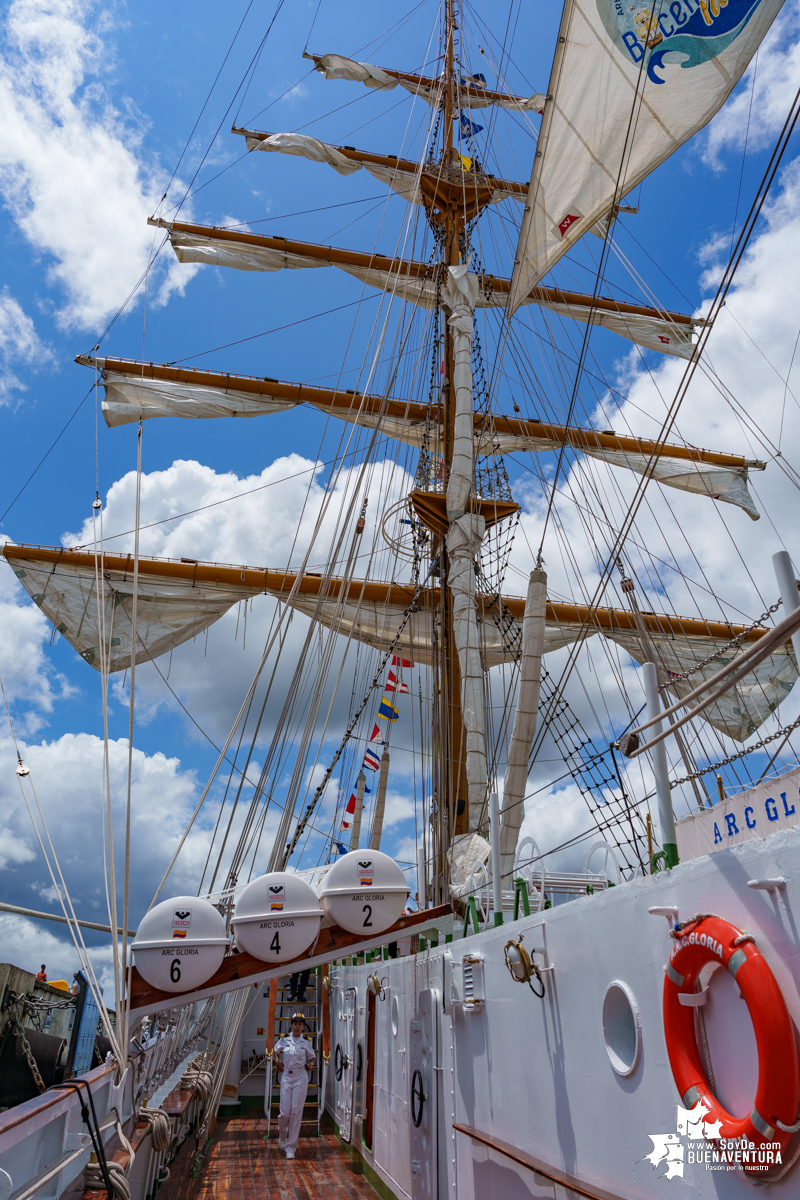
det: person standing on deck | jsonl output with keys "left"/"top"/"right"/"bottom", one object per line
{"left": 36, "top": 965, "right": 47, "bottom": 982}
{"left": 275, "top": 1013, "right": 315, "bottom": 1159}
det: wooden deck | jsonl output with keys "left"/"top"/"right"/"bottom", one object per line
{"left": 158, "top": 1113, "right": 380, "bottom": 1200}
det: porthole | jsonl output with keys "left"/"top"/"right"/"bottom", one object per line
{"left": 602, "top": 980, "right": 641, "bottom": 1077}
{"left": 391, "top": 993, "right": 400, "bottom": 1036}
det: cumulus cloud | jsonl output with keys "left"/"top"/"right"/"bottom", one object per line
{"left": 0, "top": 287, "right": 52, "bottom": 403}
{"left": 703, "top": 1, "right": 800, "bottom": 170}
{"left": 0, "top": 0, "right": 197, "bottom": 330}
{"left": 0, "top": 536, "right": 74, "bottom": 722}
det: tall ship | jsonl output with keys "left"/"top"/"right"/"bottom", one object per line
{"left": 3, "top": 2, "right": 800, "bottom": 1199}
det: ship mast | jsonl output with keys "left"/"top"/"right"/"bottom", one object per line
{"left": 438, "top": 0, "right": 471, "bottom": 869}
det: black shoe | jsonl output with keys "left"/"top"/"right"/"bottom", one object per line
{"left": 295, "top": 993, "right": 306, "bottom": 1003}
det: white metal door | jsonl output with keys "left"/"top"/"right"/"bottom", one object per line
{"left": 334, "top": 986, "right": 357, "bottom": 1142}
{"left": 410, "top": 986, "right": 441, "bottom": 1200}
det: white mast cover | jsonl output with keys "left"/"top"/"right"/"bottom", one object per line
{"left": 509, "top": 0, "right": 785, "bottom": 308}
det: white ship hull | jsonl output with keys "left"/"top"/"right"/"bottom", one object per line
{"left": 320, "top": 828, "right": 800, "bottom": 1199}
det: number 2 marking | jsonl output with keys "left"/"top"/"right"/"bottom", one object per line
{"left": 363, "top": 904, "right": 373, "bottom": 927}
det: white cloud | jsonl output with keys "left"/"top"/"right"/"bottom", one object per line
{"left": 0, "top": 536, "right": 74, "bottom": 719}
{"left": 0, "top": 287, "right": 52, "bottom": 403}
{"left": 0, "top": 0, "right": 197, "bottom": 330}
{"left": 703, "top": 2, "right": 800, "bottom": 170}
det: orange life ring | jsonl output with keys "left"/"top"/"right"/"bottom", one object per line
{"left": 663, "top": 914, "right": 799, "bottom": 1164}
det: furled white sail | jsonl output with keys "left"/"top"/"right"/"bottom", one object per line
{"left": 4, "top": 546, "right": 793, "bottom": 739}
{"left": 163, "top": 224, "right": 701, "bottom": 359}
{"left": 7, "top": 552, "right": 252, "bottom": 673}
{"left": 311, "top": 53, "right": 545, "bottom": 111}
{"left": 607, "top": 629, "right": 798, "bottom": 743}
{"left": 241, "top": 131, "right": 421, "bottom": 203}
{"left": 238, "top": 130, "right": 522, "bottom": 206}
{"left": 100, "top": 370, "right": 302, "bottom": 426}
{"left": 509, "top": 0, "right": 785, "bottom": 307}
{"left": 475, "top": 428, "right": 761, "bottom": 520}
{"left": 87, "top": 361, "right": 763, "bottom": 520}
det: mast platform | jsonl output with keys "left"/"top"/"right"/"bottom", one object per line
{"left": 157, "top": 1113, "right": 380, "bottom": 1200}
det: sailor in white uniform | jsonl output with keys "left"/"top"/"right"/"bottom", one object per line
{"left": 275, "top": 1013, "right": 316, "bottom": 1159}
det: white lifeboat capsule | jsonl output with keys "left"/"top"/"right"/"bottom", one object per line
{"left": 231, "top": 872, "right": 322, "bottom": 962}
{"left": 317, "top": 850, "right": 409, "bottom": 935}
{"left": 131, "top": 896, "right": 228, "bottom": 993}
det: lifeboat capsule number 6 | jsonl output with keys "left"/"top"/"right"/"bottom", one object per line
{"left": 663, "top": 915, "right": 799, "bottom": 1165}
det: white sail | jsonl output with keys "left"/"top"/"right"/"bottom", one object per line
{"left": 311, "top": 52, "right": 545, "bottom": 111}
{"left": 4, "top": 545, "right": 793, "bottom": 739}
{"left": 238, "top": 131, "right": 524, "bottom": 207}
{"left": 6, "top": 551, "right": 252, "bottom": 673}
{"left": 509, "top": 0, "right": 785, "bottom": 307}
{"left": 477, "top": 429, "right": 761, "bottom": 520}
{"left": 85, "top": 362, "right": 763, "bottom": 520}
{"left": 163, "top": 224, "right": 702, "bottom": 359}
{"left": 608, "top": 629, "right": 798, "bottom": 743}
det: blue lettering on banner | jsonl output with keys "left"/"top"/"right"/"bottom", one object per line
{"left": 658, "top": 14, "right": 675, "bottom": 39}
{"left": 670, "top": 1, "right": 688, "bottom": 25}
{"left": 714, "top": 822, "right": 723, "bottom": 844}
{"left": 745, "top": 806, "right": 756, "bottom": 829}
{"left": 622, "top": 30, "right": 643, "bottom": 62}
{"left": 725, "top": 813, "right": 739, "bottom": 837}
{"left": 765, "top": 796, "right": 779, "bottom": 822}
{"left": 781, "top": 791, "right": 797, "bottom": 817}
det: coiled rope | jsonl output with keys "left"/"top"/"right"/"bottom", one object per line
{"left": 180, "top": 1065, "right": 214, "bottom": 1104}
{"left": 85, "top": 1113, "right": 134, "bottom": 1200}
{"left": 137, "top": 1107, "right": 172, "bottom": 1152}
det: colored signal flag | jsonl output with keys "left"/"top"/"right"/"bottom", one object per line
{"left": 385, "top": 670, "right": 409, "bottom": 694}
{"left": 392, "top": 656, "right": 414, "bottom": 668}
{"left": 363, "top": 748, "right": 382, "bottom": 770}
{"left": 378, "top": 697, "right": 399, "bottom": 721}
{"left": 460, "top": 111, "right": 483, "bottom": 139}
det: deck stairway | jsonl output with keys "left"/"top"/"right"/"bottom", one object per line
{"left": 263, "top": 971, "right": 322, "bottom": 1139}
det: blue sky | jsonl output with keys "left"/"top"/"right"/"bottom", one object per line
{"left": 3, "top": 0, "right": 800, "bottom": 983}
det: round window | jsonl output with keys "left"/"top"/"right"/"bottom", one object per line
{"left": 602, "top": 981, "right": 641, "bottom": 1077}
{"left": 391, "top": 993, "right": 400, "bottom": 1036}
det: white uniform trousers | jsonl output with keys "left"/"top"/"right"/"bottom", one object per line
{"left": 278, "top": 1067, "right": 309, "bottom": 1152}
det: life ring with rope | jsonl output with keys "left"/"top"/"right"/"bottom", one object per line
{"left": 663, "top": 913, "right": 800, "bottom": 1165}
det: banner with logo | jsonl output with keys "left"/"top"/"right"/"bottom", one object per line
{"left": 675, "top": 764, "right": 800, "bottom": 861}
{"left": 510, "top": 0, "right": 784, "bottom": 308}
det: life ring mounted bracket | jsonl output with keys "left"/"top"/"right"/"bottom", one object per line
{"left": 662, "top": 913, "right": 800, "bottom": 1169}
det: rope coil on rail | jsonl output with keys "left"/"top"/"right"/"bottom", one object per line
{"left": 180, "top": 1065, "right": 214, "bottom": 1103}
{"left": 137, "top": 1107, "right": 172, "bottom": 1152}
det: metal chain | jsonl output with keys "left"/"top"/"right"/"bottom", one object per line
{"left": 670, "top": 711, "right": 800, "bottom": 788}
{"left": 660, "top": 599, "right": 782, "bottom": 688}
{"left": 11, "top": 1012, "right": 46, "bottom": 1093}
